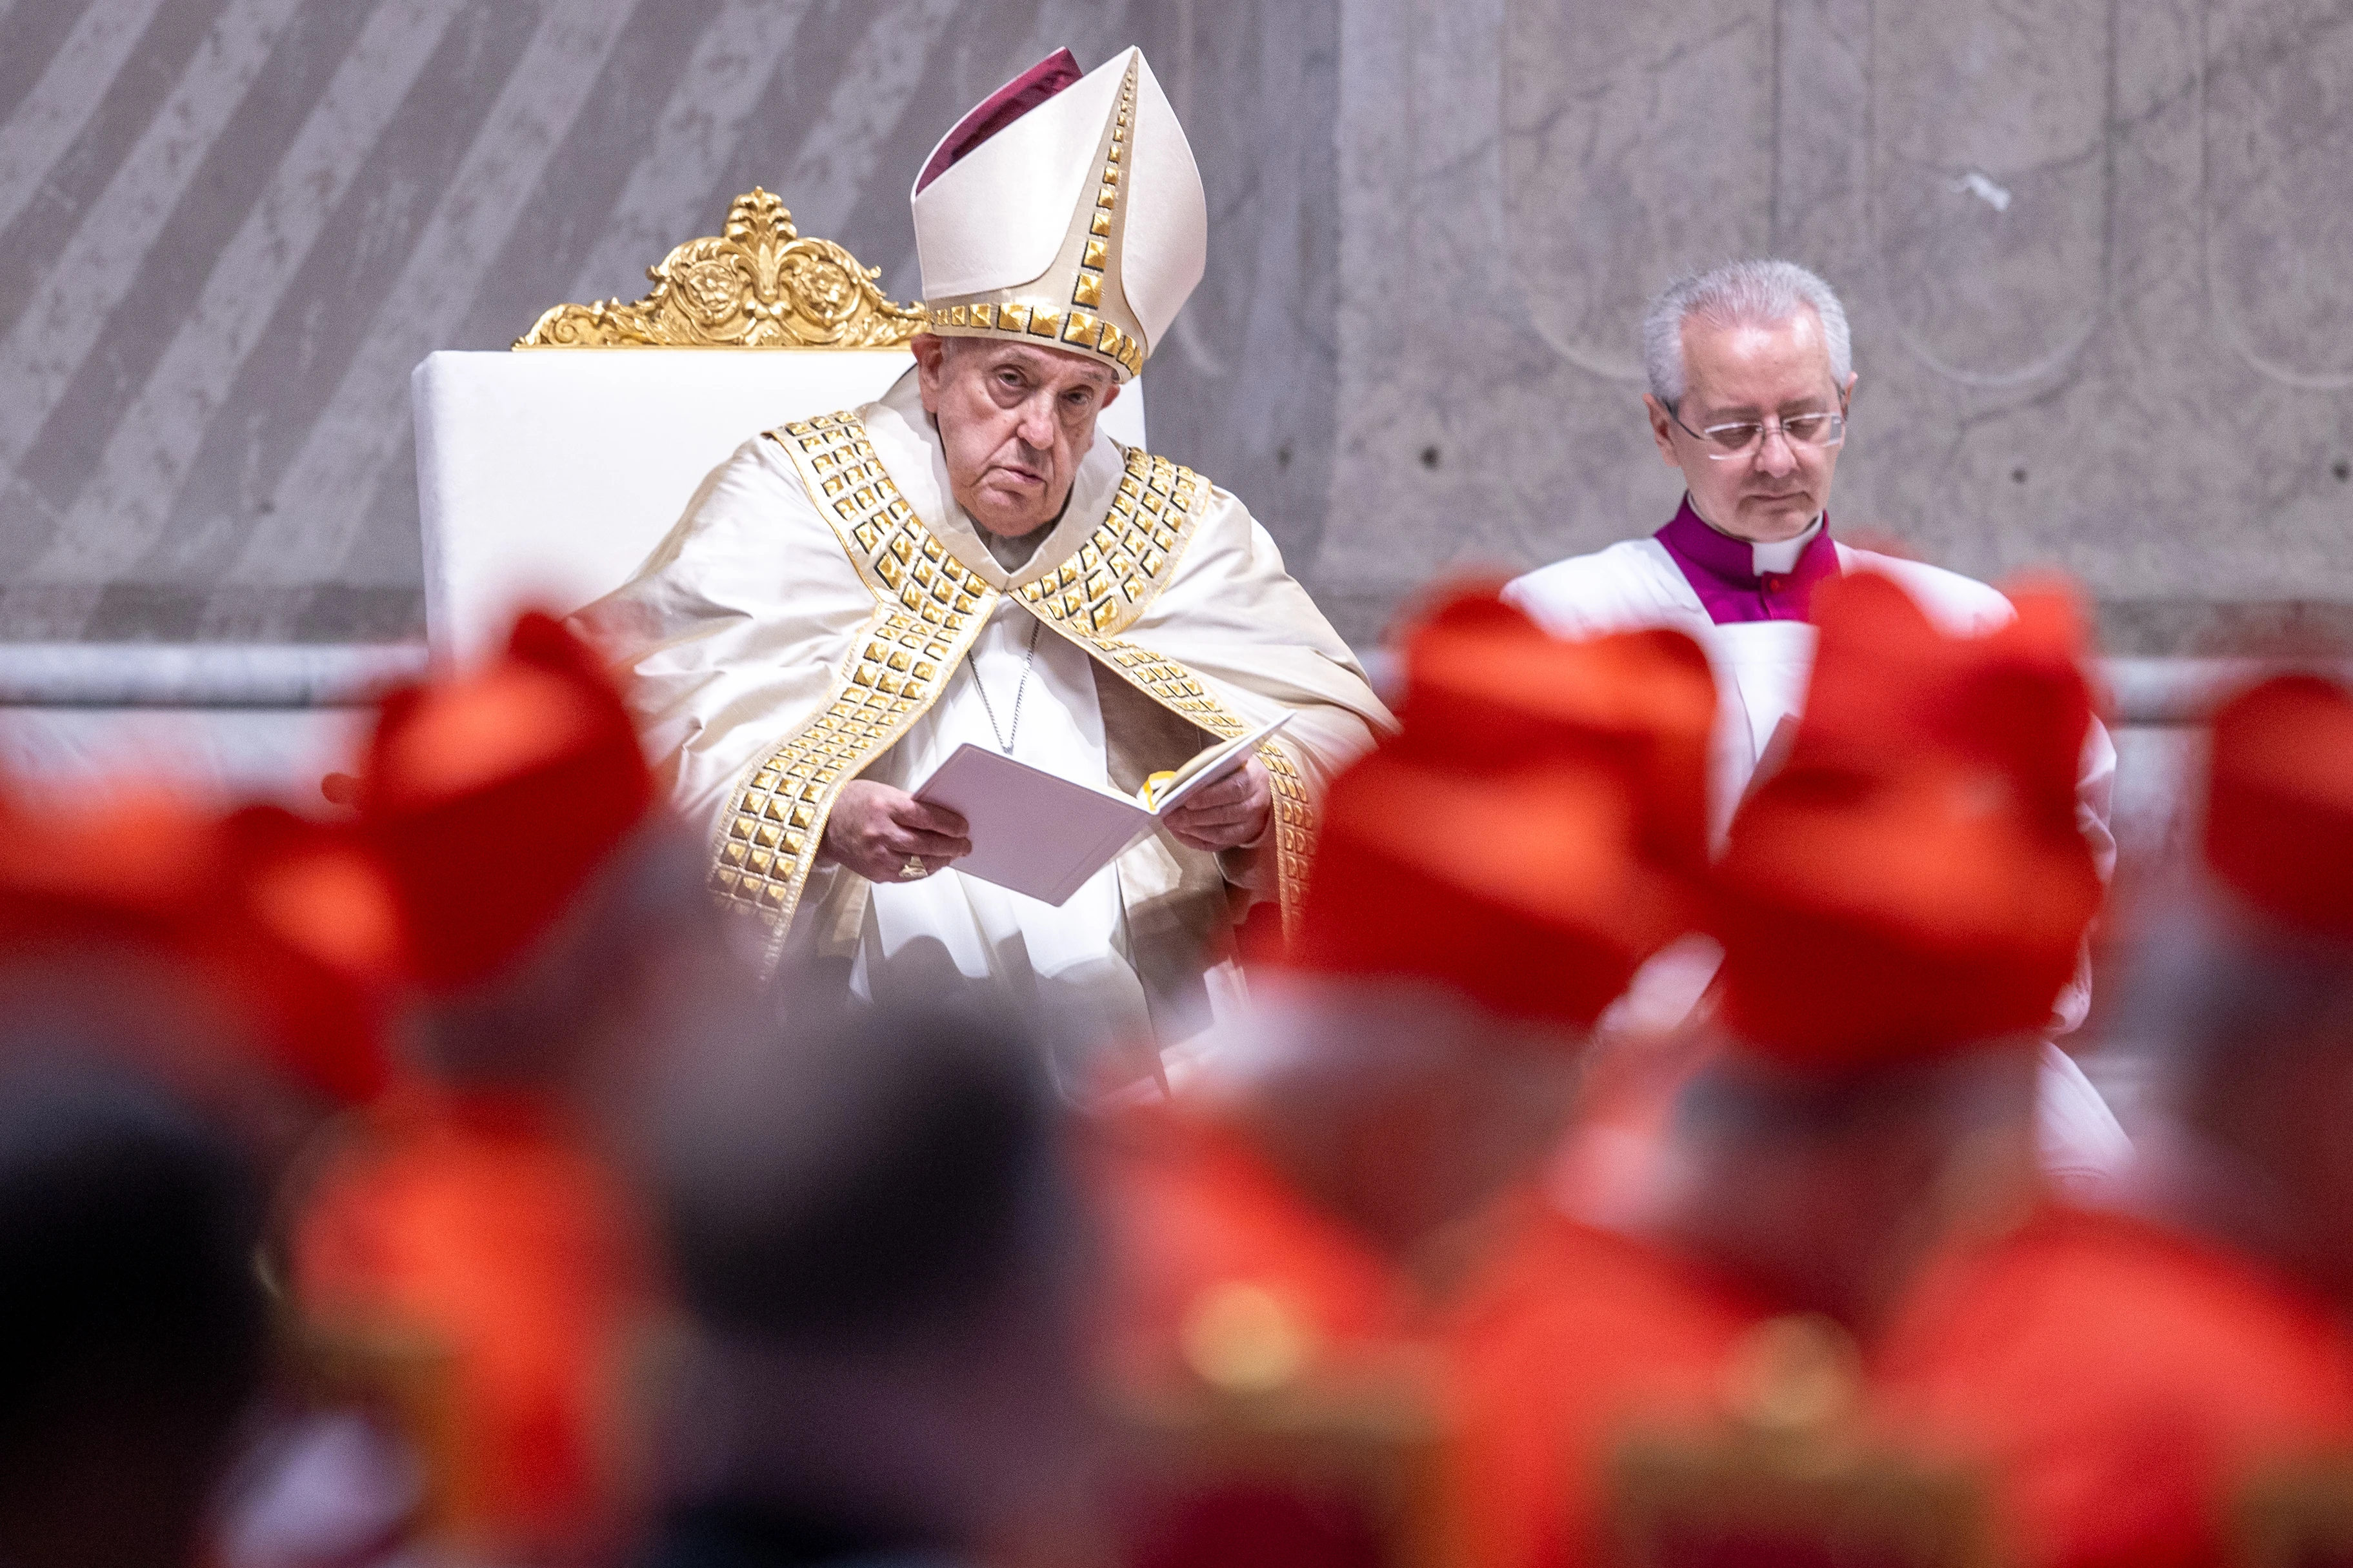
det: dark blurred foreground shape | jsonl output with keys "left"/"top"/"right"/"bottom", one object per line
{"left": 0, "top": 1062, "right": 270, "bottom": 1568}
{"left": 0, "top": 610, "right": 755, "bottom": 1568}
{"left": 0, "top": 610, "right": 678, "bottom": 1568}
{"left": 642, "top": 995, "right": 1093, "bottom": 1568}
{"left": 0, "top": 717, "right": 416, "bottom": 1568}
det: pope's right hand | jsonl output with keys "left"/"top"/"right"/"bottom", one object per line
{"left": 823, "top": 780, "right": 972, "bottom": 883}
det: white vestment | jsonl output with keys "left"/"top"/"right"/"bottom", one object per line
{"left": 574, "top": 370, "right": 1390, "bottom": 1055}
{"left": 847, "top": 590, "right": 1158, "bottom": 1049}
{"left": 1505, "top": 530, "right": 2129, "bottom": 1177}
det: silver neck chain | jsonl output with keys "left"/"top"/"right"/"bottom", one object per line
{"left": 973, "top": 615, "right": 1045, "bottom": 753}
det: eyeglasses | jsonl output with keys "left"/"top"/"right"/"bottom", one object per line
{"left": 1670, "top": 402, "right": 1848, "bottom": 462}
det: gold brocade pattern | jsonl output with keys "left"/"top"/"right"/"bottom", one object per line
{"left": 1011, "top": 446, "right": 1315, "bottom": 930}
{"left": 708, "top": 412, "right": 1315, "bottom": 958}
{"left": 1075, "top": 633, "right": 1316, "bottom": 934}
{"left": 514, "top": 188, "right": 926, "bottom": 349}
{"left": 706, "top": 413, "right": 994, "bottom": 958}
{"left": 1016, "top": 448, "right": 1199, "bottom": 636}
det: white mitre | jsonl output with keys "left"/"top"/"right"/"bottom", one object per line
{"left": 911, "top": 47, "right": 1207, "bottom": 382}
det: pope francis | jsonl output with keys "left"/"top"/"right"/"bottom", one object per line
{"left": 573, "top": 48, "right": 1390, "bottom": 1056}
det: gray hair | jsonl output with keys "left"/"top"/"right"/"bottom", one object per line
{"left": 1642, "top": 259, "right": 1854, "bottom": 407}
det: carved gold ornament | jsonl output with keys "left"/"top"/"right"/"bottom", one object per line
{"left": 515, "top": 187, "right": 926, "bottom": 349}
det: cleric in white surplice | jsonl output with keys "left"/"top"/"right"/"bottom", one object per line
{"left": 573, "top": 48, "right": 1390, "bottom": 1059}
{"left": 1503, "top": 259, "right": 2128, "bottom": 1181}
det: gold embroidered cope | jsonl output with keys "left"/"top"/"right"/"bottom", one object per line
{"left": 707, "top": 412, "right": 1314, "bottom": 969}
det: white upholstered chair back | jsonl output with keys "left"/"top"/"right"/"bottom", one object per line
{"left": 412, "top": 188, "right": 1144, "bottom": 666}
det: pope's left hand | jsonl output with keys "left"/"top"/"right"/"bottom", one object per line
{"left": 1161, "top": 757, "right": 1272, "bottom": 853}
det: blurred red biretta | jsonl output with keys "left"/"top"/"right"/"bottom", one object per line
{"left": 356, "top": 612, "right": 652, "bottom": 993}
{"left": 2203, "top": 671, "right": 2353, "bottom": 938}
{"left": 199, "top": 805, "right": 406, "bottom": 1104}
{"left": 1288, "top": 588, "right": 1716, "bottom": 1031}
{"left": 1710, "top": 571, "right": 2104, "bottom": 1073}
{"left": 0, "top": 788, "right": 403, "bottom": 1106}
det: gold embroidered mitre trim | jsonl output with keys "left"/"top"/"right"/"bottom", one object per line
{"left": 921, "top": 60, "right": 1148, "bottom": 380}
{"left": 708, "top": 414, "right": 1316, "bottom": 969}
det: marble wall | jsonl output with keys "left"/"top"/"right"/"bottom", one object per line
{"left": 5, "top": 0, "right": 2352, "bottom": 831}
{"left": 1319, "top": 0, "right": 2353, "bottom": 651}
{"left": 0, "top": 0, "right": 1337, "bottom": 644}
{"left": 6, "top": 0, "right": 2348, "bottom": 656}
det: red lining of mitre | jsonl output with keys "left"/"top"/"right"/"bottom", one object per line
{"left": 915, "top": 48, "right": 1085, "bottom": 195}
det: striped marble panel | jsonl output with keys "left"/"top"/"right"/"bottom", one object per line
{"left": 0, "top": 0, "right": 1340, "bottom": 644}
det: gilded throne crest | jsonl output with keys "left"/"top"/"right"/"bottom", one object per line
{"left": 517, "top": 187, "right": 926, "bottom": 350}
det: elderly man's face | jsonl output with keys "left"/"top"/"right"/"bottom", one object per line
{"left": 913, "top": 334, "right": 1120, "bottom": 539}
{"left": 1644, "top": 307, "right": 1856, "bottom": 544}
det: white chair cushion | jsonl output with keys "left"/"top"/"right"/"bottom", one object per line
{"left": 412, "top": 348, "right": 1146, "bottom": 665}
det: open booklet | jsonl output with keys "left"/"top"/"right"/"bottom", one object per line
{"left": 911, "top": 713, "right": 1292, "bottom": 906}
